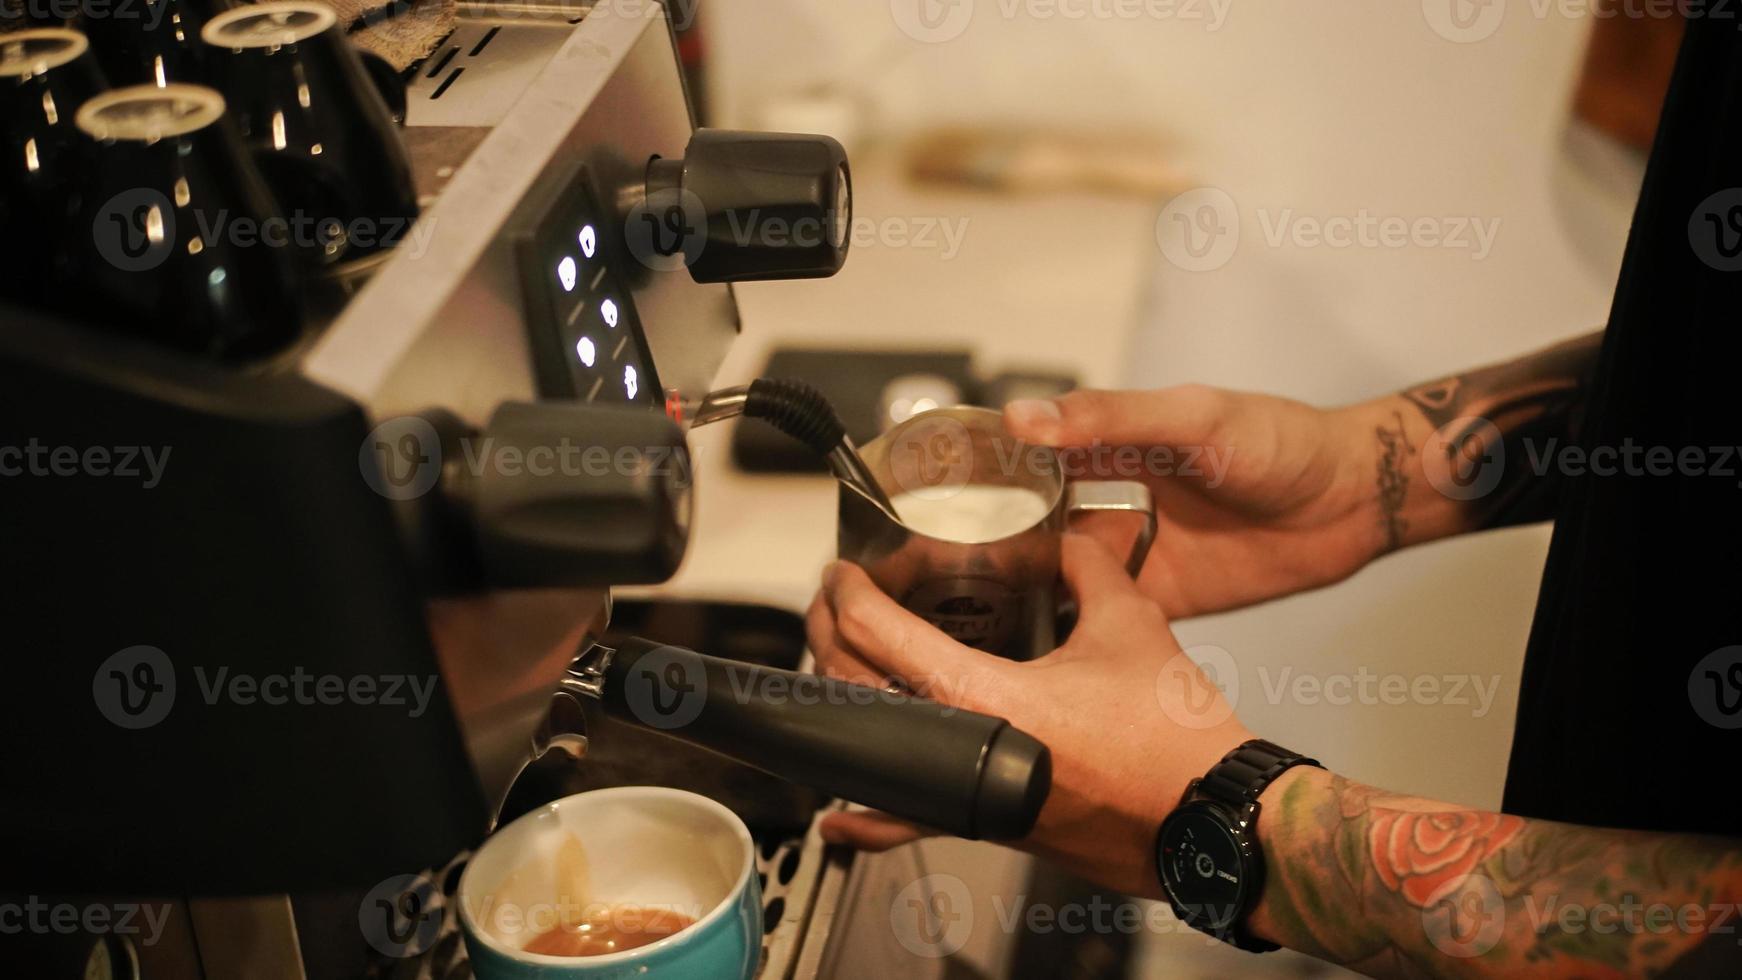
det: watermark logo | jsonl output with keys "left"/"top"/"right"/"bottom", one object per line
{"left": 887, "top": 413, "right": 976, "bottom": 501}
{"left": 891, "top": 0, "right": 1231, "bottom": 39}
{"left": 1423, "top": 872, "right": 1507, "bottom": 957}
{"left": 361, "top": 416, "right": 442, "bottom": 501}
{"left": 1422, "top": 416, "right": 1506, "bottom": 501}
{"left": 92, "top": 645, "right": 176, "bottom": 730}
{"left": 891, "top": 873, "right": 975, "bottom": 958}
{"left": 621, "top": 645, "right": 707, "bottom": 730}
{"left": 891, "top": 0, "right": 976, "bottom": 42}
{"left": 1689, "top": 188, "right": 1742, "bottom": 273}
{"left": 1156, "top": 187, "right": 1240, "bottom": 272}
{"left": 1689, "top": 645, "right": 1742, "bottom": 729}
{"left": 93, "top": 189, "right": 175, "bottom": 273}
{"left": 624, "top": 185, "right": 709, "bottom": 273}
{"left": 1421, "top": 0, "right": 1505, "bottom": 42}
{"left": 359, "top": 873, "right": 445, "bottom": 958}
{"left": 1156, "top": 644, "right": 1240, "bottom": 729}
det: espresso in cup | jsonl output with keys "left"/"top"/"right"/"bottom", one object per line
{"left": 523, "top": 905, "right": 697, "bottom": 957}
{"left": 458, "top": 787, "right": 761, "bottom": 980}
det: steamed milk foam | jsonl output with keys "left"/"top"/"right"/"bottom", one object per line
{"left": 891, "top": 485, "right": 1052, "bottom": 543}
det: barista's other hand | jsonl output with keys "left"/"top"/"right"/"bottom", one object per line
{"left": 1005, "top": 387, "right": 1398, "bottom": 618}
{"left": 805, "top": 534, "right": 1251, "bottom": 898}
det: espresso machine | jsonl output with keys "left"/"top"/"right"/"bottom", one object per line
{"left": 0, "top": 3, "right": 1048, "bottom": 977}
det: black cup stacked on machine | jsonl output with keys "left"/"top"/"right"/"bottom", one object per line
{"left": 201, "top": 1, "right": 419, "bottom": 268}
{"left": 77, "top": 0, "right": 225, "bottom": 87}
{"left": 0, "top": 0, "right": 419, "bottom": 362}
{"left": 0, "top": 28, "right": 108, "bottom": 307}
{"left": 61, "top": 83, "right": 305, "bottom": 358}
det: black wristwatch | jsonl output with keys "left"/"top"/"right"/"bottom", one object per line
{"left": 1154, "top": 738, "right": 1321, "bottom": 952}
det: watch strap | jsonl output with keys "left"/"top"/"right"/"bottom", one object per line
{"left": 1195, "top": 738, "right": 1322, "bottom": 808}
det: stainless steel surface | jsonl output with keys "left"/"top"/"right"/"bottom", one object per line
{"left": 186, "top": 896, "right": 308, "bottom": 980}
{"left": 257, "top": 6, "right": 847, "bottom": 975}
{"left": 789, "top": 827, "right": 856, "bottom": 980}
{"left": 304, "top": 3, "right": 737, "bottom": 427}
{"left": 839, "top": 406, "right": 1156, "bottom": 659}
{"left": 690, "top": 384, "right": 899, "bottom": 519}
{"left": 1063, "top": 480, "right": 1157, "bottom": 577}
{"left": 761, "top": 811, "right": 851, "bottom": 979}
{"left": 692, "top": 383, "right": 751, "bottom": 427}
{"left": 297, "top": 1, "right": 739, "bottom": 841}
{"left": 405, "top": 18, "right": 576, "bottom": 129}
{"left": 827, "top": 436, "right": 897, "bottom": 519}
{"left": 561, "top": 641, "right": 614, "bottom": 700}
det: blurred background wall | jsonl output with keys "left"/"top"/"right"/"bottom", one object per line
{"left": 679, "top": 2, "right": 1667, "bottom": 974}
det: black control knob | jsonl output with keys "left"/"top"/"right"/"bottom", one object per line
{"left": 645, "top": 129, "right": 851, "bottom": 284}
{"left": 395, "top": 402, "right": 691, "bottom": 589}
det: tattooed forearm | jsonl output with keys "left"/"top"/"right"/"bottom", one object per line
{"left": 1399, "top": 331, "right": 1604, "bottom": 533}
{"left": 1249, "top": 767, "right": 1742, "bottom": 979}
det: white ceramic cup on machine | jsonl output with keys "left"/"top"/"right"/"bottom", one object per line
{"left": 458, "top": 787, "right": 761, "bottom": 980}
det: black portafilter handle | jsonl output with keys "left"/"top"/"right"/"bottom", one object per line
{"left": 578, "top": 637, "right": 1051, "bottom": 841}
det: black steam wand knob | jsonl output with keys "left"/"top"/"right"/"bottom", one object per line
{"left": 645, "top": 129, "right": 852, "bottom": 283}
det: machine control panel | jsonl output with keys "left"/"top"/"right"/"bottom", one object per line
{"left": 516, "top": 167, "right": 664, "bottom": 410}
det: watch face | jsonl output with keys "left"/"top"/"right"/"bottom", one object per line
{"left": 1158, "top": 803, "right": 1250, "bottom": 931}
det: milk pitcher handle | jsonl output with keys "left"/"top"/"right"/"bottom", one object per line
{"left": 1064, "top": 482, "right": 1157, "bottom": 578}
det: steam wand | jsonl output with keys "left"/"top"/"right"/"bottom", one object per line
{"left": 690, "top": 378, "right": 899, "bottom": 519}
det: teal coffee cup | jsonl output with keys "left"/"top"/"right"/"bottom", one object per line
{"left": 459, "top": 787, "right": 761, "bottom": 979}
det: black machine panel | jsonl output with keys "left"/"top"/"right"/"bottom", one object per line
{"left": 0, "top": 308, "right": 487, "bottom": 894}
{"left": 516, "top": 166, "right": 665, "bottom": 412}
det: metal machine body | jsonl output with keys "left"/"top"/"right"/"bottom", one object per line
{"left": 0, "top": 4, "right": 833, "bottom": 977}
{"left": 305, "top": 0, "right": 740, "bottom": 845}
{"left": 2, "top": 1, "right": 1049, "bottom": 975}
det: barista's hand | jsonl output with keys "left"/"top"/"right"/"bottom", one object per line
{"left": 805, "top": 534, "right": 1251, "bottom": 897}
{"left": 1004, "top": 387, "right": 1400, "bottom": 618}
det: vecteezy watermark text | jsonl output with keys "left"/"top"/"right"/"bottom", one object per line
{"left": 1423, "top": 0, "right": 1742, "bottom": 45}
{"left": 1420, "top": 418, "right": 1742, "bottom": 502}
{"left": 92, "top": 645, "right": 439, "bottom": 730}
{"left": 890, "top": 0, "right": 1233, "bottom": 44}
{"left": 625, "top": 192, "right": 969, "bottom": 273}
{"left": 1425, "top": 872, "right": 1742, "bottom": 959}
{"left": 881, "top": 413, "right": 1235, "bottom": 500}
{"left": 360, "top": 416, "right": 695, "bottom": 501}
{"left": 1158, "top": 645, "right": 1504, "bottom": 730}
{"left": 93, "top": 190, "right": 437, "bottom": 273}
{"left": 1156, "top": 187, "right": 1502, "bottom": 272}
{"left": 617, "top": 645, "right": 977, "bottom": 731}
{"left": 0, "top": 439, "right": 170, "bottom": 488}
{"left": 888, "top": 873, "right": 1226, "bottom": 959}
{"left": 0, "top": 897, "right": 173, "bottom": 947}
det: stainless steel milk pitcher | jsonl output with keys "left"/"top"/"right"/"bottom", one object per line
{"left": 839, "top": 406, "right": 1156, "bottom": 660}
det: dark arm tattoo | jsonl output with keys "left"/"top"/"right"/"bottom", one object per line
{"left": 1394, "top": 331, "right": 1604, "bottom": 534}
{"left": 1253, "top": 767, "right": 1742, "bottom": 979}
{"left": 1375, "top": 411, "right": 1416, "bottom": 552}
